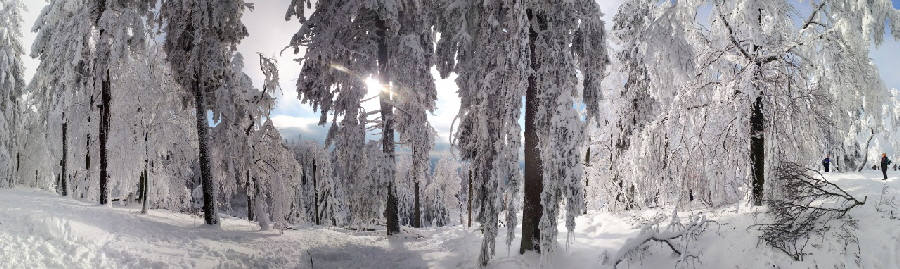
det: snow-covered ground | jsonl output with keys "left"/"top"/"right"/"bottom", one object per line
{"left": 2, "top": 171, "right": 899, "bottom": 268}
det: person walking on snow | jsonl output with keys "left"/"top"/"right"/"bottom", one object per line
{"left": 881, "top": 153, "right": 892, "bottom": 180}
{"left": 822, "top": 155, "right": 831, "bottom": 172}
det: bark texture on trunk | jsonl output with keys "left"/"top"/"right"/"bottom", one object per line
{"left": 61, "top": 122, "right": 68, "bottom": 197}
{"left": 413, "top": 181, "right": 421, "bottom": 228}
{"left": 313, "top": 160, "right": 320, "bottom": 225}
{"left": 194, "top": 73, "right": 219, "bottom": 225}
{"left": 520, "top": 8, "right": 545, "bottom": 254}
{"left": 141, "top": 132, "right": 149, "bottom": 214}
{"left": 750, "top": 96, "right": 765, "bottom": 206}
{"left": 467, "top": 169, "right": 472, "bottom": 228}
{"left": 375, "top": 17, "right": 400, "bottom": 236}
{"left": 99, "top": 70, "right": 110, "bottom": 205}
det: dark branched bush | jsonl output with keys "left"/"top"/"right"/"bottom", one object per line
{"left": 757, "top": 162, "right": 865, "bottom": 261}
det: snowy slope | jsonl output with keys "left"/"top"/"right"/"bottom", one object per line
{"left": 1, "top": 171, "right": 899, "bottom": 268}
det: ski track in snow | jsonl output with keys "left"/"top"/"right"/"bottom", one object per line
{"left": 2, "top": 171, "right": 900, "bottom": 268}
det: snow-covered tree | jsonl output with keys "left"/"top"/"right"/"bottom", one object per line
{"left": 603, "top": 0, "right": 899, "bottom": 210}
{"left": 90, "top": 0, "right": 154, "bottom": 205}
{"left": 700, "top": 0, "right": 897, "bottom": 204}
{"left": 424, "top": 156, "right": 465, "bottom": 227}
{"left": 110, "top": 46, "right": 196, "bottom": 213}
{"left": 436, "top": 0, "right": 608, "bottom": 263}
{"left": 159, "top": 0, "right": 250, "bottom": 225}
{"left": 389, "top": 2, "right": 438, "bottom": 229}
{"left": 290, "top": 140, "right": 346, "bottom": 225}
{"left": 0, "top": 0, "right": 26, "bottom": 188}
{"left": 287, "top": 0, "right": 438, "bottom": 235}
{"left": 290, "top": 139, "right": 342, "bottom": 226}
{"left": 248, "top": 120, "right": 301, "bottom": 230}
{"left": 286, "top": 0, "right": 391, "bottom": 232}
{"left": 526, "top": 2, "right": 609, "bottom": 260}
{"left": 435, "top": 0, "right": 527, "bottom": 265}
{"left": 27, "top": 0, "right": 96, "bottom": 193}
{"left": 209, "top": 53, "right": 275, "bottom": 219}
{"left": 884, "top": 88, "right": 900, "bottom": 162}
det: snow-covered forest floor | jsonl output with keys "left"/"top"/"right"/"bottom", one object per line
{"left": 3, "top": 171, "right": 900, "bottom": 269}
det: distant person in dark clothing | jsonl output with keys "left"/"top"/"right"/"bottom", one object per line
{"left": 881, "top": 153, "right": 892, "bottom": 180}
{"left": 822, "top": 155, "right": 831, "bottom": 172}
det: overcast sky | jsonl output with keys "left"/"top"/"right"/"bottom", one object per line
{"left": 15, "top": 0, "right": 900, "bottom": 150}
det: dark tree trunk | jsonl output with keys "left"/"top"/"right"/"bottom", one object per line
{"left": 313, "top": 160, "right": 320, "bottom": 225}
{"left": 138, "top": 171, "right": 145, "bottom": 201}
{"left": 414, "top": 181, "right": 421, "bottom": 228}
{"left": 584, "top": 147, "right": 590, "bottom": 214}
{"left": 520, "top": 9, "right": 545, "bottom": 254}
{"left": 95, "top": 0, "right": 109, "bottom": 206}
{"left": 467, "top": 169, "right": 472, "bottom": 228}
{"left": 194, "top": 71, "right": 219, "bottom": 225}
{"left": 141, "top": 132, "right": 149, "bottom": 214}
{"left": 99, "top": 70, "right": 110, "bottom": 205}
{"left": 247, "top": 170, "right": 254, "bottom": 221}
{"left": 750, "top": 96, "right": 765, "bottom": 206}
{"left": 61, "top": 122, "right": 68, "bottom": 196}
{"left": 376, "top": 17, "right": 400, "bottom": 236}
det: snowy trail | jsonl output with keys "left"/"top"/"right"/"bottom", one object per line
{"left": 0, "top": 189, "right": 449, "bottom": 268}
{"left": 2, "top": 171, "right": 900, "bottom": 268}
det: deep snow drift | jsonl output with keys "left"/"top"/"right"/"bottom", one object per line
{"left": 1, "top": 171, "right": 899, "bottom": 268}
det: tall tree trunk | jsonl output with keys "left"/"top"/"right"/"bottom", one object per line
{"left": 99, "top": 70, "right": 111, "bottom": 205}
{"left": 520, "top": 9, "right": 544, "bottom": 254}
{"left": 583, "top": 147, "right": 590, "bottom": 214}
{"left": 194, "top": 70, "right": 219, "bottom": 225}
{"left": 141, "top": 132, "right": 149, "bottom": 214}
{"left": 414, "top": 181, "right": 421, "bottom": 228}
{"left": 467, "top": 169, "right": 472, "bottom": 228}
{"left": 61, "top": 121, "right": 68, "bottom": 196}
{"left": 247, "top": 170, "right": 254, "bottom": 221}
{"left": 313, "top": 160, "right": 320, "bottom": 225}
{"left": 856, "top": 129, "right": 875, "bottom": 172}
{"left": 95, "top": 0, "right": 109, "bottom": 205}
{"left": 376, "top": 17, "right": 400, "bottom": 236}
{"left": 750, "top": 96, "right": 765, "bottom": 206}
{"left": 15, "top": 152, "right": 20, "bottom": 187}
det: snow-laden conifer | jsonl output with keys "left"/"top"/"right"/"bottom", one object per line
{"left": 0, "top": 0, "right": 26, "bottom": 188}
{"left": 287, "top": 0, "right": 437, "bottom": 234}
{"left": 435, "top": 0, "right": 528, "bottom": 265}
{"left": 159, "top": 0, "right": 251, "bottom": 225}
